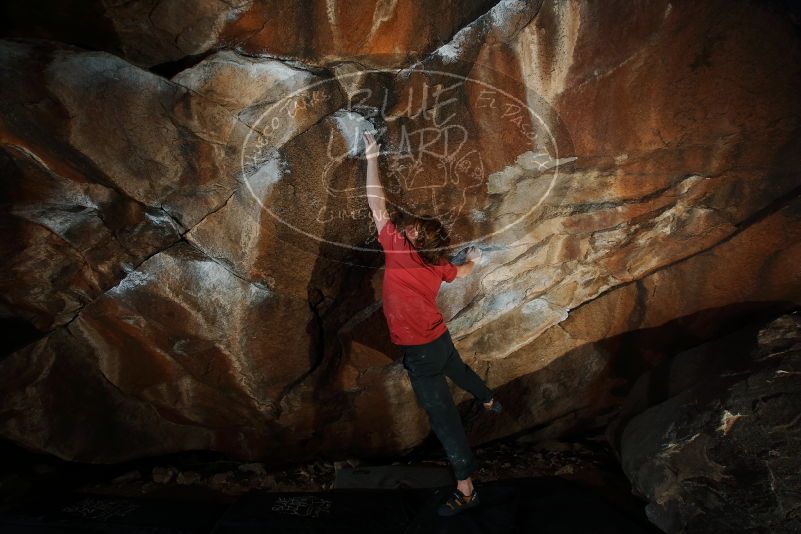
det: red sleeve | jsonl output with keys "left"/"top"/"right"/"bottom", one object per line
{"left": 377, "top": 220, "right": 396, "bottom": 251}
{"left": 439, "top": 260, "right": 458, "bottom": 283}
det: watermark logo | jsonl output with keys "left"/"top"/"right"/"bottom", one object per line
{"left": 239, "top": 55, "right": 574, "bottom": 266}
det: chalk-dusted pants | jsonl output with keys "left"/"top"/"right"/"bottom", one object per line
{"left": 400, "top": 329, "right": 494, "bottom": 480}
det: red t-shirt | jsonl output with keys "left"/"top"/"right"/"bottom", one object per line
{"left": 378, "top": 220, "right": 458, "bottom": 346}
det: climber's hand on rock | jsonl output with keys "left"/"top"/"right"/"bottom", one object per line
{"left": 363, "top": 131, "right": 380, "bottom": 159}
{"left": 465, "top": 246, "right": 482, "bottom": 262}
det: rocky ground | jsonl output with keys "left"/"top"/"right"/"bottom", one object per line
{"left": 1, "top": 427, "right": 644, "bottom": 518}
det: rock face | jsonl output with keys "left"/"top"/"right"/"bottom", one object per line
{"left": 0, "top": 38, "right": 342, "bottom": 332}
{"left": 0, "top": 0, "right": 800, "bottom": 503}
{"left": 610, "top": 312, "right": 801, "bottom": 533}
{"left": 2, "top": 0, "right": 501, "bottom": 68}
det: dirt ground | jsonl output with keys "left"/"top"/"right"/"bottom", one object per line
{"left": 1, "top": 426, "right": 647, "bottom": 522}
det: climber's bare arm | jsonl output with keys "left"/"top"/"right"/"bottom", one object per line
{"left": 455, "top": 247, "right": 482, "bottom": 278}
{"left": 363, "top": 131, "right": 389, "bottom": 233}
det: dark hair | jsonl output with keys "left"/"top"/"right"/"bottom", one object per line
{"left": 391, "top": 210, "right": 451, "bottom": 265}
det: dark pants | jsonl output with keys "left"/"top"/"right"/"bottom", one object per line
{"left": 399, "top": 329, "right": 494, "bottom": 480}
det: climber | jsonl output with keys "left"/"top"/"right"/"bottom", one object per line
{"left": 362, "top": 130, "right": 503, "bottom": 517}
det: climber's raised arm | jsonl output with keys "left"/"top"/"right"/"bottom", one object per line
{"left": 363, "top": 131, "right": 389, "bottom": 233}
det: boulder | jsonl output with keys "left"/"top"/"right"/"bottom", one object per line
{"left": 614, "top": 312, "right": 801, "bottom": 533}
{"left": 0, "top": 39, "right": 339, "bottom": 332}
{"left": 3, "top": 0, "right": 505, "bottom": 68}
{"left": 0, "top": 0, "right": 800, "bottom": 472}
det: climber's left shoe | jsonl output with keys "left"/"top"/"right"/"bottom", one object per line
{"left": 437, "top": 487, "right": 480, "bottom": 516}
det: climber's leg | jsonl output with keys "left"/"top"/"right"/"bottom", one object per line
{"left": 402, "top": 343, "right": 478, "bottom": 481}
{"left": 440, "top": 329, "right": 494, "bottom": 404}
{"left": 405, "top": 370, "right": 478, "bottom": 480}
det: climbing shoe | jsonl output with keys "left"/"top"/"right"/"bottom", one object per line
{"left": 481, "top": 398, "right": 502, "bottom": 414}
{"left": 437, "top": 487, "right": 480, "bottom": 516}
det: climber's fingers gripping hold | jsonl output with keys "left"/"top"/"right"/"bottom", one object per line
{"left": 465, "top": 246, "right": 482, "bottom": 262}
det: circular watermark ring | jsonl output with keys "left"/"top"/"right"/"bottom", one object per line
{"left": 238, "top": 57, "right": 573, "bottom": 264}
